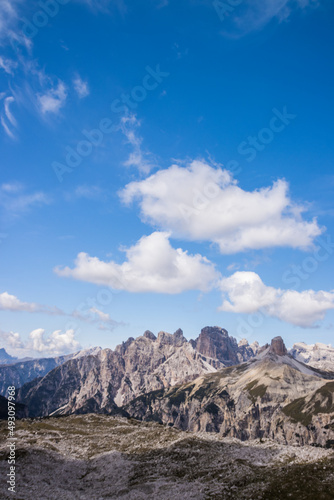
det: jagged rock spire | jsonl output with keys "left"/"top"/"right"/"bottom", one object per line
{"left": 269, "top": 336, "right": 287, "bottom": 356}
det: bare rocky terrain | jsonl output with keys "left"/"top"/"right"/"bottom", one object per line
{"left": 0, "top": 414, "right": 333, "bottom": 500}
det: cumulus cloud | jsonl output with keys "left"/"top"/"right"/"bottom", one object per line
{"left": 28, "top": 328, "right": 80, "bottom": 355}
{"left": 0, "top": 292, "right": 39, "bottom": 312}
{"left": 118, "top": 115, "right": 155, "bottom": 173}
{"left": 73, "top": 75, "right": 90, "bottom": 98}
{"left": 120, "top": 160, "right": 322, "bottom": 254}
{"left": 0, "top": 330, "right": 24, "bottom": 349}
{"left": 0, "top": 328, "right": 81, "bottom": 356}
{"left": 219, "top": 271, "right": 334, "bottom": 327}
{"left": 55, "top": 231, "right": 219, "bottom": 293}
{"left": 0, "top": 292, "right": 64, "bottom": 316}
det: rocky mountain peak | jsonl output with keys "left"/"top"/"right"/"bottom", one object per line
{"left": 0, "top": 348, "right": 17, "bottom": 365}
{"left": 156, "top": 329, "right": 187, "bottom": 347}
{"left": 143, "top": 330, "right": 157, "bottom": 341}
{"left": 269, "top": 336, "right": 287, "bottom": 356}
{"left": 195, "top": 326, "right": 239, "bottom": 365}
{"left": 238, "top": 338, "right": 249, "bottom": 347}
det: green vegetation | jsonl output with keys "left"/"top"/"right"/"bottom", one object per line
{"left": 245, "top": 380, "right": 268, "bottom": 403}
{"left": 283, "top": 382, "right": 334, "bottom": 427}
{"left": 167, "top": 384, "right": 195, "bottom": 406}
{"left": 282, "top": 397, "right": 311, "bottom": 426}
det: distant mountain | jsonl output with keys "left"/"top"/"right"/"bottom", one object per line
{"left": 18, "top": 327, "right": 259, "bottom": 417}
{"left": 290, "top": 342, "right": 334, "bottom": 372}
{"left": 0, "top": 347, "right": 102, "bottom": 396}
{"left": 0, "top": 348, "right": 18, "bottom": 365}
{"left": 124, "top": 337, "right": 334, "bottom": 447}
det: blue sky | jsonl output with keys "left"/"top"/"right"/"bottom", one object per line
{"left": 0, "top": 0, "right": 334, "bottom": 357}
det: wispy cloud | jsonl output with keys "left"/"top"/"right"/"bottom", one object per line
{"left": 0, "top": 183, "right": 50, "bottom": 216}
{"left": 73, "top": 75, "right": 90, "bottom": 98}
{"left": 0, "top": 56, "right": 17, "bottom": 75}
{"left": 219, "top": 0, "right": 320, "bottom": 37}
{"left": 1, "top": 96, "right": 17, "bottom": 139}
{"left": 73, "top": 307, "right": 121, "bottom": 331}
{"left": 118, "top": 115, "right": 156, "bottom": 173}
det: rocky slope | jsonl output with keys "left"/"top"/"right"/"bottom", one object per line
{"left": 17, "top": 327, "right": 257, "bottom": 417}
{"left": 290, "top": 342, "right": 334, "bottom": 372}
{"left": 0, "top": 347, "right": 102, "bottom": 396}
{"left": 0, "top": 414, "right": 333, "bottom": 500}
{"left": 124, "top": 337, "right": 334, "bottom": 447}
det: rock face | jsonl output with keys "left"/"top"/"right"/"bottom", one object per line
{"left": 270, "top": 336, "right": 287, "bottom": 356}
{"left": 195, "top": 326, "right": 239, "bottom": 365}
{"left": 124, "top": 341, "right": 334, "bottom": 447}
{"left": 290, "top": 342, "right": 334, "bottom": 372}
{"left": 18, "top": 327, "right": 256, "bottom": 417}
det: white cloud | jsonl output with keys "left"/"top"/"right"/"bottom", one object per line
{"left": 0, "top": 291, "right": 64, "bottom": 316}
{"left": 118, "top": 115, "right": 155, "bottom": 173}
{"left": 0, "top": 330, "right": 24, "bottom": 349}
{"left": 55, "top": 231, "right": 219, "bottom": 293}
{"left": 73, "top": 75, "right": 90, "bottom": 98}
{"left": 120, "top": 160, "right": 322, "bottom": 254}
{"left": 1, "top": 114, "right": 15, "bottom": 139}
{"left": 219, "top": 271, "right": 334, "bottom": 327}
{"left": 1, "top": 95, "right": 17, "bottom": 139}
{"left": 38, "top": 81, "right": 67, "bottom": 114}
{"left": 28, "top": 328, "right": 80, "bottom": 355}
{"left": 0, "top": 328, "right": 81, "bottom": 357}
{"left": 0, "top": 292, "right": 39, "bottom": 312}
{"left": 4, "top": 96, "right": 17, "bottom": 126}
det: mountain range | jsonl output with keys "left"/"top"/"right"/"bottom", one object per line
{"left": 1, "top": 326, "right": 333, "bottom": 448}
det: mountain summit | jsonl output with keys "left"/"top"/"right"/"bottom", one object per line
{"left": 269, "top": 336, "right": 288, "bottom": 356}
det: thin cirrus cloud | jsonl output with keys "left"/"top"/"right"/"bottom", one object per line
{"left": 73, "top": 75, "right": 90, "bottom": 98}
{"left": 120, "top": 160, "right": 323, "bottom": 254}
{"left": 55, "top": 231, "right": 219, "bottom": 294}
{"left": 118, "top": 115, "right": 156, "bottom": 174}
{"left": 219, "top": 271, "right": 334, "bottom": 328}
{"left": 219, "top": 0, "right": 319, "bottom": 37}
{"left": 1, "top": 96, "right": 17, "bottom": 139}
{"left": 0, "top": 56, "right": 17, "bottom": 75}
{"left": 73, "top": 307, "right": 121, "bottom": 331}
{"left": 0, "top": 182, "right": 50, "bottom": 216}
